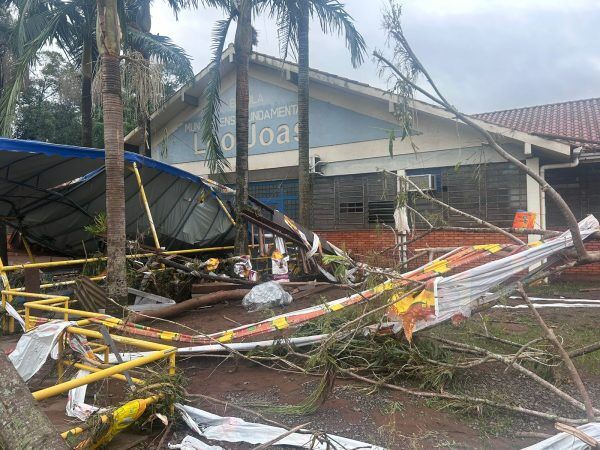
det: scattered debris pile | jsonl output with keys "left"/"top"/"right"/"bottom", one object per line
{"left": 1, "top": 139, "right": 600, "bottom": 449}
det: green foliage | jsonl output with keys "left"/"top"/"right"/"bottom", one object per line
{"left": 2, "top": 0, "right": 194, "bottom": 142}
{"left": 84, "top": 211, "right": 107, "bottom": 236}
{"left": 321, "top": 253, "right": 353, "bottom": 281}
{"left": 81, "top": 251, "right": 107, "bottom": 277}
{"left": 269, "top": 0, "right": 366, "bottom": 68}
{"left": 200, "top": 12, "right": 235, "bottom": 174}
{"left": 257, "top": 359, "right": 337, "bottom": 415}
{"left": 379, "top": 399, "right": 404, "bottom": 415}
{"left": 13, "top": 51, "right": 82, "bottom": 145}
{"left": 388, "top": 128, "right": 395, "bottom": 157}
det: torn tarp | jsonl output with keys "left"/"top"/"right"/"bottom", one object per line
{"left": 0, "top": 138, "right": 234, "bottom": 255}
{"left": 8, "top": 320, "right": 72, "bottom": 381}
{"left": 175, "top": 403, "right": 385, "bottom": 450}
{"left": 0, "top": 138, "right": 346, "bottom": 269}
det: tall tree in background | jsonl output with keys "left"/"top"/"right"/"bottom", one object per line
{"left": 0, "top": 0, "right": 193, "bottom": 147}
{"left": 124, "top": 0, "right": 196, "bottom": 155}
{"left": 270, "top": 0, "right": 365, "bottom": 226}
{"left": 73, "top": 0, "right": 96, "bottom": 146}
{"left": 0, "top": 5, "right": 16, "bottom": 95}
{"left": 13, "top": 51, "right": 82, "bottom": 144}
{"left": 201, "top": 0, "right": 257, "bottom": 254}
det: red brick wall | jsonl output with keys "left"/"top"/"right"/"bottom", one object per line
{"left": 316, "top": 229, "right": 600, "bottom": 280}
{"left": 556, "top": 241, "right": 600, "bottom": 280}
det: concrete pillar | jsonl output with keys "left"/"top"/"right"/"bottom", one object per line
{"left": 526, "top": 157, "right": 542, "bottom": 271}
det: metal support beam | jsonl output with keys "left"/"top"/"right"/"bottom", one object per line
{"left": 132, "top": 162, "right": 161, "bottom": 250}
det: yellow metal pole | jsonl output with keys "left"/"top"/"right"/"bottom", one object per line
{"left": 24, "top": 302, "right": 30, "bottom": 331}
{"left": 169, "top": 353, "right": 176, "bottom": 376}
{"left": 32, "top": 349, "right": 174, "bottom": 400}
{"left": 0, "top": 245, "right": 239, "bottom": 272}
{"left": 215, "top": 195, "right": 236, "bottom": 225}
{"left": 132, "top": 162, "right": 161, "bottom": 250}
{"left": 65, "top": 326, "right": 175, "bottom": 351}
{"left": 63, "top": 361, "right": 145, "bottom": 385}
{"left": 1, "top": 293, "right": 5, "bottom": 333}
{"left": 3, "top": 291, "right": 68, "bottom": 299}
{"left": 21, "top": 234, "right": 36, "bottom": 263}
{"left": 57, "top": 335, "right": 64, "bottom": 382}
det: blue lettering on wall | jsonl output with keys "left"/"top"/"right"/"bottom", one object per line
{"left": 154, "top": 77, "right": 399, "bottom": 164}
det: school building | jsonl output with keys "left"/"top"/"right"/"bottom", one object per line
{"left": 125, "top": 45, "right": 600, "bottom": 277}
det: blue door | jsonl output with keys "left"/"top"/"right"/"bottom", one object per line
{"left": 249, "top": 180, "right": 299, "bottom": 220}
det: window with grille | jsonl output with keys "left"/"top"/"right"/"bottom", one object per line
{"left": 339, "top": 202, "right": 363, "bottom": 214}
{"left": 368, "top": 201, "right": 395, "bottom": 224}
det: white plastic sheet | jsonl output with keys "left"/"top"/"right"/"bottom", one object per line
{"left": 65, "top": 370, "right": 102, "bottom": 421}
{"left": 8, "top": 320, "right": 72, "bottom": 381}
{"left": 168, "top": 435, "right": 224, "bottom": 450}
{"left": 522, "top": 422, "right": 600, "bottom": 450}
{"left": 176, "top": 404, "right": 385, "bottom": 450}
{"left": 4, "top": 302, "right": 25, "bottom": 330}
{"left": 494, "top": 303, "right": 600, "bottom": 309}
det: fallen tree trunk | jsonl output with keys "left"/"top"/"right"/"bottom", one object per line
{"left": 0, "top": 351, "right": 68, "bottom": 449}
{"left": 128, "top": 289, "right": 250, "bottom": 323}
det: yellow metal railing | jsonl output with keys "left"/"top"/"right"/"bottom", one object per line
{"left": 0, "top": 245, "right": 238, "bottom": 273}
{"left": 4, "top": 289, "right": 177, "bottom": 405}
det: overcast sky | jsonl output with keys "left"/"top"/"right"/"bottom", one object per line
{"left": 151, "top": 0, "right": 600, "bottom": 113}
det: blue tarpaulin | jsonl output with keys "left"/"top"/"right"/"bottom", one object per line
{"left": 0, "top": 138, "right": 234, "bottom": 255}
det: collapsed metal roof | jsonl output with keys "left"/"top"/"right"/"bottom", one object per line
{"left": 0, "top": 138, "right": 235, "bottom": 255}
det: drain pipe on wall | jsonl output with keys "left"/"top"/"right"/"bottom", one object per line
{"left": 539, "top": 146, "right": 583, "bottom": 230}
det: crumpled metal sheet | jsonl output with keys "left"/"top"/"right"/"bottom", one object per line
{"left": 523, "top": 423, "right": 600, "bottom": 450}
{"left": 176, "top": 403, "right": 385, "bottom": 450}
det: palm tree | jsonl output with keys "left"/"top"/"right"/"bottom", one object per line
{"left": 0, "top": 5, "right": 16, "bottom": 95}
{"left": 124, "top": 0, "right": 196, "bottom": 154}
{"left": 95, "top": 0, "right": 198, "bottom": 307}
{"left": 0, "top": 0, "right": 194, "bottom": 146}
{"left": 95, "top": 0, "right": 128, "bottom": 307}
{"left": 270, "top": 0, "right": 365, "bottom": 226}
{"left": 201, "top": 0, "right": 257, "bottom": 254}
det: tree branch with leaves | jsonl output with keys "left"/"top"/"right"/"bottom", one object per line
{"left": 373, "top": 1, "right": 597, "bottom": 263}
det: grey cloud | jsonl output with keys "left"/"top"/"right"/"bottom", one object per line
{"left": 152, "top": 0, "right": 600, "bottom": 113}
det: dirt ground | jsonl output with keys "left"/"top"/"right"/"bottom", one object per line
{"left": 4, "top": 281, "right": 600, "bottom": 449}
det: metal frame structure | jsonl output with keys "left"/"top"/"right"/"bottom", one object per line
{"left": 4, "top": 289, "right": 177, "bottom": 402}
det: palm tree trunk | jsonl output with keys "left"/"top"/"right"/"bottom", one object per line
{"left": 233, "top": 0, "right": 252, "bottom": 255}
{"left": 97, "top": 0, "right": 128, "bottom": 309}
{"left": 0, "top": 352, "right": 68, "bottom": 449}
{"left": 297, "top": 0, "right": 311, "bottom": 226}
{"left": 81, "top": 34, "right": 93, "bottom": 147}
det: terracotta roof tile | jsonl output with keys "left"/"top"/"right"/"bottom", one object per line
{"left": 473, "top": 98, "right": 600, "bottom": 148}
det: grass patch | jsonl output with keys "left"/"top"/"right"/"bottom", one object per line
{"left": 428, "top": 302, "right": 600, "bottom": 376}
